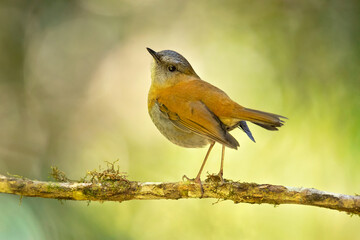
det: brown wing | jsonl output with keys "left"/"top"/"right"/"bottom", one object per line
{"left": 156, "top": 98, "right": 239, "bottom": 149}
{"left": 160, "top": 80, "right": 286, "bottom": 131}
{"left": 156, "top": 80, "right": 246, "bottom": 129}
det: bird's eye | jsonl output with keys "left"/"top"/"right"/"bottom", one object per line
{"left": 168, "top": 65, "right": 176, "bottom": 72}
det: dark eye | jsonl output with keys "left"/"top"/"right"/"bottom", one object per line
{"left": 168, "top": 65, "right": 176, "bottom": 72}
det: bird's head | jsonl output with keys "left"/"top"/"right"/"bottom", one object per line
{"left": 147, "top": 48, "right": 200, "bottom": 87}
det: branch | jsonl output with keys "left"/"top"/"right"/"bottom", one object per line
{"left": 0, "top": 173, "right": 359, "bottom": 216}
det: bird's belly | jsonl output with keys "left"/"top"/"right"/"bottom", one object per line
{"left": 149, "top": 104, "right": 210, "bottom": 148}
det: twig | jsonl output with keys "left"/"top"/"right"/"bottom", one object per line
{"left": 0, "top": 174, "right": 359, "bottom": 216}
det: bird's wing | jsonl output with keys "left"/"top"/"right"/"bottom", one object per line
{"left": 155, "top": 98, "right": 239, "bottom": 149}
{"left": 169, "top": 80, "right": 286, "bottom": 131}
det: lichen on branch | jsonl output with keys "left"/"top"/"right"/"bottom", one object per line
{"left": 0, "top": 163, "right": 359, "bottom": 216}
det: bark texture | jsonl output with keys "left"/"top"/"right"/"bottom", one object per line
{"left": 1, "top": 174, "right": 359, "bottom": 216}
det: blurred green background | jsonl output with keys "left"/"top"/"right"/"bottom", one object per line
{"left": 1, "top": 0, "right": 359, "bottom": 239}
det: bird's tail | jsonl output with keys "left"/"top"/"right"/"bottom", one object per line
{"left": 237, "top": 108, "right": 286, "bottom": 131}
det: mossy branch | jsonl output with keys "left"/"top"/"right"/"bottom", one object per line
{"left": 0, "top": 174, "right": 359, "bottom": 215}
{"left": 0, "top": 164, "right": 359, "bottom": 216}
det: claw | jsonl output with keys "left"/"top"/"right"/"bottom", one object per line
{"left": 182, "top": 175, "right": 204, "bottom": 197}
{"left": 182, "top": 175, "right": 191, "bottom": 181}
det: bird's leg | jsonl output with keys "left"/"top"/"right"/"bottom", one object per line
{"left": 217, "top": 145, "right": 225, "bottom": 184}
{"left": 194, "top": 142, "right": 215, "bottom": 182}
{"left": 183, "top": 142, "right": 215, "bottom": 192}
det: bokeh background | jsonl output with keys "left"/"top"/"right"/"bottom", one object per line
{"left": 1, "top": 0, "right": 359, "bottom": 239}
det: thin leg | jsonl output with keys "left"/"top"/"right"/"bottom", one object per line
{"left": 194, "top": 142, "right": 215, "bottom": 182}
{"left": 218, "top": 145, "right": 225, "bottom": 183}
{"left": 182, "top": 142, "right": 215, "bottom": 195}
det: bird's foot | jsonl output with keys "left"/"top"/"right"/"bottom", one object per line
{"left": 217, "top": 171, "right": 225, "bottom": 185}
{"left": 182, "top": 175, "right": 204, "bottom": 196}
{"left": 182, "top": 174, "right": 192, "bottom": 181}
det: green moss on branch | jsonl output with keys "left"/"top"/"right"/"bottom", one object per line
{"left": 0, "top": 164, "right": 359, "bottom": 216}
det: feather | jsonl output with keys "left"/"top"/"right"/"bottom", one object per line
{"left": 239, "top": 121, "right": 256, "bottom": 143}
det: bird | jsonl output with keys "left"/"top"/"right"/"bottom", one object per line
{"left": 146, "top": 48, "right": 286, "bottom": 185}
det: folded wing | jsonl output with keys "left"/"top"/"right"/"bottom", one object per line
{"left": 156, "top": 99, "right": 239, "bottom": 149}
